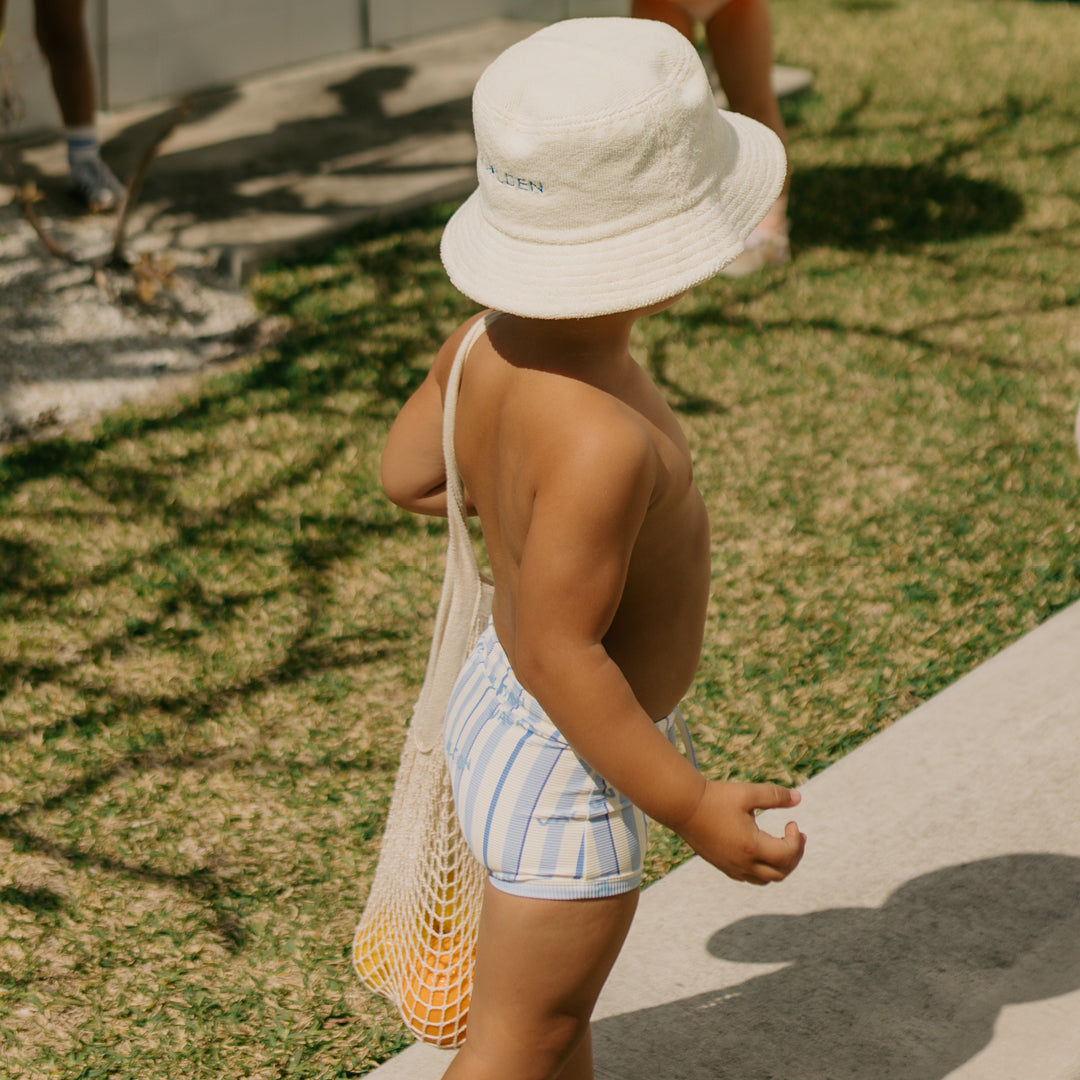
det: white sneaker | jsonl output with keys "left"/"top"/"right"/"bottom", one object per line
{"left": 70, "top": 155, "right": 126, "bottom": 213}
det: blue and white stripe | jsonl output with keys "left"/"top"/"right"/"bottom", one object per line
{"left": 444, "top": 622, "right": 687, "bottom": 900}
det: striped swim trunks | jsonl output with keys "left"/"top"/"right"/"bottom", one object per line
{"left": 444, "top": 621, "right": 692, "bottom": 900}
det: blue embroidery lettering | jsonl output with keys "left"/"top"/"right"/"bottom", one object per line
{"left": 485, "top": 163, "right": 543, "bottom": 193}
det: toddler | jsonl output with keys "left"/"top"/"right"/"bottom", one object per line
{"left": 381, "top": 19, "right": 806, "bottom": 1080}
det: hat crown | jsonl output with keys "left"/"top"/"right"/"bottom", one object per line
{"left": 440, "top": 17, "right": 787, "bottom": 319}
{"left": 478, "top": 21, "right": 686, "bottom": 123}
{"left": 471, "top": 19, "right": 727, "bottom": 243}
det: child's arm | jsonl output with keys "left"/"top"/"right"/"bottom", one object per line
{"left": 512, "top": 411, "right": 805, "bottom": 885}
{"left": 381, "top": 366, "right": 451, "bottom": 517}
{"left": 381, "top": 319, "right": 479, "bottom": 518}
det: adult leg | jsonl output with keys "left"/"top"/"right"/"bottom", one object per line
{"left": 633, "top": 0, "right": 785, "bottom": 158}
{"left": 705, "top": 0, "right": 787, "bottom": 172}
{"left": 443, "top": 882, "right": 639, "bottom": 1080}
{"left": 34, "top": 0, "right": 124, "bottom": 209}
{"left": 34, "top": 0, "right": 95, "bottom": 125}
{"left": 630, "top": 0, "right": 695, "bottom": 44}
{"left": 705, "top": 0, "right": 791, "bottom": 272}
{"left": 632, "top": 0, "right": 789, "bottom": 273}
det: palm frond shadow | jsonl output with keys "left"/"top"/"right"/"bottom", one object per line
{"left": 0, "top": 216, "right": 467, "bottom": 940}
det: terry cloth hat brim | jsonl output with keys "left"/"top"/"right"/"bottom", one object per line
{"left": 442, "top": 108, "right": 785, "bottom": 319}
{"left": 439, "top": 18, "right": 787, "bottom": 320}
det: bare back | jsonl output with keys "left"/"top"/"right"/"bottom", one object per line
{"left": 449, "top": 312, "right": 711, "bottom": 720}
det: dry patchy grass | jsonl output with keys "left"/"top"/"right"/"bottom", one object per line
{"left": 1, "top": 0, "right": 1079, "bottom": 1075}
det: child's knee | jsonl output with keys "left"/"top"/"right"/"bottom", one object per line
{"left": 462, "top": 1012, "right": 588, "bottom": 1080}
{"left": 534, "top": 1012, "right": 590, "bottom": 1076}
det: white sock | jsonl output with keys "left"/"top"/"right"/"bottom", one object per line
{"left": 66, "top": 125, "right": 101, "bottom": 166}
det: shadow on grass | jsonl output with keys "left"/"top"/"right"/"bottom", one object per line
{"left": 0, "top": 210, "right": 471, "bottom": 946}
{"left": 791, "top": 163, "right": 1024, "bottom": 251}
{"left": 832, "top": 0, "right": 899, "bottom": 10}
{"left": 0, "top": 607, "right": 409, "bottom": 946}
{"left": 0, "top": 884, "right": 65, "bottom": 913}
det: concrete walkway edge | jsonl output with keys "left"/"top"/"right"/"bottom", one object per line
{"left": 368, "top": 599, "right": 1080, "bottom": 1079}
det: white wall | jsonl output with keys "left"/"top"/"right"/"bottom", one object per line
{"left": 1, "top": 0, "right": 626, "bottom": 135}
{"left": 104, "top": 0, "right": 365, "bottom": 108}
{"left": 368, "top": 0, "right": 501, "bottom": 49}
{"left": 509, "top": 0, "right": 633, "bottom": 22}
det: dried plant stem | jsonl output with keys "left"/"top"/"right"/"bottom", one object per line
{"left": 17, "top": 185, "right": 82, "bottom": 264}
{"left": 14, "top": 101, "right": 191, "bottom": 296}
{"left": 107, "top": 99, "right": 191, "bottom": 269}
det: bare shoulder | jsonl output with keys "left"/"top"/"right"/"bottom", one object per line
{"left": 526, "top": 380, "right": 658, "bottom": 509}
{"left": 431, "top": 310, "right": 493, "bottom": 393}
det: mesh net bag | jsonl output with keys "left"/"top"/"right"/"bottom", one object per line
{"left": 353, "top": 315, "right": 495, "bottom": 1049}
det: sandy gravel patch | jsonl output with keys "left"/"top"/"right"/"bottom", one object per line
{"left": 0, "top": 202, "right": 265, "bottom": 446}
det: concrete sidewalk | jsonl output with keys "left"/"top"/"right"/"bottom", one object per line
{"left": 371, "top": 599, "right": 1080, "bottom": 1080}
{"left": 2, "top": 19, "right": 812, "bottom": 283}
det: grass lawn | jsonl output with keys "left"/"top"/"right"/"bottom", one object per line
{"left": 2, "top": 0, "right": 1078, "bottom": 1075}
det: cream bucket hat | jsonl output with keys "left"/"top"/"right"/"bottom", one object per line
{"left": 440, "top": 17, "right": 788, "bottom": 320}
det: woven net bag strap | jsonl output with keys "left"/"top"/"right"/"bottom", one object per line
{"left": 442, "top": 312, "right": 497, "bottom": 558}
{"left": 409, "top": 312, "right": 498, "bottom": 751}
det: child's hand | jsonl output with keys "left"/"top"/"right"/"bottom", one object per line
{"left": 677, "top": 781, "right": 806, "bottom": 885}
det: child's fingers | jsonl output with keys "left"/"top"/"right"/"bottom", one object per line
{"left": 743, "top": 782, "right": 801, "bottom": 814}
{"left": 749, "top": 820, "right": 807, "bottom": 880}
{"left": 679, "top": 780, "right": 807, "bottom": 885}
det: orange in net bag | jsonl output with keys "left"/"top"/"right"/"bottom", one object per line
{"left": 353, "top": 913, "right": 476, "bottom": 1049}
{"left": 353, "top": 823, "right": 483, "bottom": 1049}
{"left": 351, "top": 728, "right": 485, "bottom": 1049}
{"left": 398, "top": 933, "right": 474, "bottom": 1049}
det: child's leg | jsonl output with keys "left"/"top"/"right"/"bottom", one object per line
{"left": 443, "top": 882, "right": 639, "bottom": 1080}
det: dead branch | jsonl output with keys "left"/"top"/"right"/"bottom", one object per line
{"left": 12, "top": 99, "right": 192, "bottom": 301}
{"left": 106, "top": 98, "right": 191, "bottom": 269}
{"left": 17, "top": 183, "right": 82, "bottom": 264}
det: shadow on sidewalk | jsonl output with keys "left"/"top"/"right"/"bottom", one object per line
{"left": 1, "top": 59, "right": 472, "bottom": 233}
{"left": 593, "top": 854, "right": 1080, "bottom": 1079}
